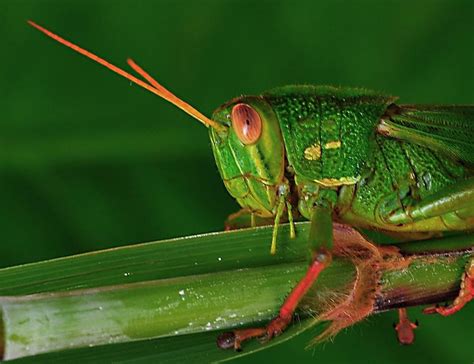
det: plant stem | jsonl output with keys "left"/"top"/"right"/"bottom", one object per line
{"left": 0, "top": 231, "right": 471, "bottom": 361}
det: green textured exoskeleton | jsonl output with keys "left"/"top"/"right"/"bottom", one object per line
{"left": 29, "top": 21, "right": 474, "bottom": 351}
{"left": 209, "top": 86, "right": 474, "bottom": 348}
{"left": 211, "top": 86, "right": 473, "bottom": 245}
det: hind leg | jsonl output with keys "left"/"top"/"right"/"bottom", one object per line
{"left": 378, "top": 178, "right": 474, "bottom": 316}
{"left": 381, "top": 177, "right": 474, "bottom": 230}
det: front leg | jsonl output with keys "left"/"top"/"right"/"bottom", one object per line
{"left": 225, "top": 209, "right": 274, "bottom": 231}
{"left": 217, "top": 204, "right": 334, "bottom": 350}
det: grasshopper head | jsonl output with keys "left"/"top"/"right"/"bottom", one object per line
{"left": 27, "top": 21, "right": 287, "bottom": 218}
{"left": 209, "top": 97, "right": 286, "bottom": 217}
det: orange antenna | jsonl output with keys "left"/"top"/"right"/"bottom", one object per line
{"left": 27, "top": 20, "right": 226, "bottom": 132}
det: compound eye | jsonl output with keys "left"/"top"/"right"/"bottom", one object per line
{"left": 231, "top": 103, "right": 262, "bottom": 145}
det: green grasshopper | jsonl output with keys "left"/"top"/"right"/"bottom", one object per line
{"left": 29, "top": 21, "right": 474, "bottom": 350}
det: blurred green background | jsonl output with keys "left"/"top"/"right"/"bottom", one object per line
{"left": 1, "top": 0, "right": 473, "bottom": 362}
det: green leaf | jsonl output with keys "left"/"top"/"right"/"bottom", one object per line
{"left": 0, "top": 223, "right": 355, "bottom": 361}
{"left": 0, "top": 224, "right": 472, "bottom": 362}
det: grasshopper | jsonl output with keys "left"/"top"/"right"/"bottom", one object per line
{"left": 29, "top": 21, "right": 474, "bottom": 350}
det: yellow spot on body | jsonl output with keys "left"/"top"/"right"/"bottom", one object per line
{"left": 316, "top": 176, "right": 360, "bottom": 187}
{"left": 324, "top": 140, "right": 341, "bottom": 149}
{"left": 304, "top": 143, "right": 321, "bottom": 160}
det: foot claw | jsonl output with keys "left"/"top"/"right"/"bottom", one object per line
{"left": 216, "top": 315, "right": 291, "bottom": 351}
{"left": 217, "top": 327, "right": 267, "bottom": 351}
{"left": 422, "top": 304, "right": 439, "bottom": 315}
{"left": 423, "top": 260, "right": 473, "bottom": 317}
{"left": 394, "top": 308, "right": 417, "bottom": 345}
{"left": 216, "top": 331, "right": 237, "bottom": 350}
{"left": 216, "top": 251, "right": 330, "bottom": 350}
{"left": 266, "top": 316, "right": 289, "bottom": 338}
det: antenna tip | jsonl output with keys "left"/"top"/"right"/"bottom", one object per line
{"left": 27, "top": 20, "right": 43, "bottom": 32}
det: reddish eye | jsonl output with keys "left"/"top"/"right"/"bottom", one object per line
{"left": 231, "top": 103, "right": 262, "bottom": 145}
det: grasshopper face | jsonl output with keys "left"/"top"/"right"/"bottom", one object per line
{"left": 209, "top": 97, "right": 286, "bottom": 218}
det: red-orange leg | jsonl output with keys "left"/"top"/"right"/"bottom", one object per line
{"left": 217, "top": 252, "right": 330, "bottom": 350}
{"left": 217, "top": 205, "right": 334, "bottom": 350}
{"left": 423, "top": 258, "right": 474, "bottom": 316}
{"left": 394, "top": 308, "right": 418, "bottom": 345}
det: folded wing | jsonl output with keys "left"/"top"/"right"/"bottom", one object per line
{"left": 379, "top": 104, "right": 474, "bottom": 165}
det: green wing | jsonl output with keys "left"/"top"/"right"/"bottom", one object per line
{"left": 378, "top": 104, "right": 474, "bottom": 165}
